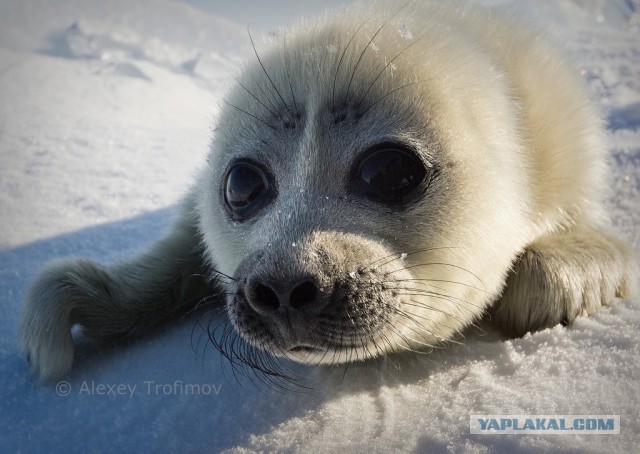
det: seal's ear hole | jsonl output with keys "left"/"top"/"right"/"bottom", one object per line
{"left": 223, "top": 160, "right": 275, "bottom": 220}
{"left": 350, "top": 144, "right": 432, "bottom": 206}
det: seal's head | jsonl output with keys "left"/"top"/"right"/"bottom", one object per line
{"left": 196, "top": 4, "right": 533, "bottom": 366}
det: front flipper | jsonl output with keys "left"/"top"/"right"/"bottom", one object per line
{"left": 492, "top": 226, "right": 634, "bottom": 337}
{"left": 19, "top": 198, "right": 220, "bottom": 382}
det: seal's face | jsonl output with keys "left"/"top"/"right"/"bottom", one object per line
{"left": 196, "top": 8, "right": 532, "bottom": 365}
{"left": 220, "top": 130, "right": 442, "bottom": 361}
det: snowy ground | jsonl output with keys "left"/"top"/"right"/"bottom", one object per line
{"left": 1, "top": 0, "right": 639, "bottom": 452}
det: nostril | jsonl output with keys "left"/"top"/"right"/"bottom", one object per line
{"left": 247, "top": 280, "right": 319, "bottom": 314}
{"left": 289, "top": 280, "right": 318, "bottom": 309}
{"left": 255, "top": 284, "right": 280, "bottom": 311}
{"left": 247, "top": 278, "right": 321, "bottom": 314}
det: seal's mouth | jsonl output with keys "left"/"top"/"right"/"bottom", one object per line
{"left": 288, "top": 345, "right": 321, "bottom": 354}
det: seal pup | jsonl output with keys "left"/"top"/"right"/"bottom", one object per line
{"left": 19, "top": 1, "right": 633, "bottom": 381}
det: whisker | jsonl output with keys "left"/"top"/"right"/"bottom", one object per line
{"left": 385, "top": 262, "right": 486, "bottom": 289}
{"left": 247, "top": 28, "right": 295, "bottom": 120}
{"left": 234, "top": 77, "right": 280, "bottom": 118}
{"left": 356, "top": 36, "right": 423, "bottom": 108}
{"left": 222, "top": 100, "right": 275, "bottom": 130}
{"left": 382, "top": 317, "right": 440, "bottom": 352}
{"left": 250, "top": 73, "right": 283, "bottom": 121}
{"left": 386, "top": 301, "right": 462, "bottom": 335}
{"left": 283, "top": 30, "right": 300, "bottom": 117}
{"left": 204, "top": 312, "right": 314, "bottom": 391}
{"left": 369, "top": 246, "right": 464, "bottom": 269}
{"left": 332, "top": 15, "right": 370, "bottom": 111}
{"left": 394, "top": 288, "right": 486, "bottom": 313}
{"left": 359, "top": 79, "right": 433, "bottom": 117}
{"left": 343, "top": 3, "right": 410, "bottom": 104}
{"left": 388, "top": 278, "right": 488, "bottom": 294}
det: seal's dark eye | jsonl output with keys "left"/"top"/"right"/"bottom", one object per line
{"left": 223, "top": 161, "right": 272, "bottom": 220}
{"left": 352, "top": 146, "right": 429, "bottom": 206}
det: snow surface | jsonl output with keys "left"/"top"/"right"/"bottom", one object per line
{"left": 1, "top": 0, "right": 639, "bottom": 452}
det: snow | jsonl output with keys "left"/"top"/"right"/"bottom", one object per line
{"left": 1, "top": 0, "right": 639, "bottom": 452}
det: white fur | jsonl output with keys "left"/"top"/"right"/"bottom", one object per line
{"left": 19, "top": 1, "right": 634, "bottom": 381}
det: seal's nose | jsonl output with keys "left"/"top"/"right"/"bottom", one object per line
{"left": 246, "top": 277, "right": 321, "bottom": 314}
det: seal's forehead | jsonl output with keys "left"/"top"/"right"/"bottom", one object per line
{"left": 222, "top": 10, "right": 428, "bottom": 129}
{"left": 213, "top": 13, "right": 436, "bottom": 167}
